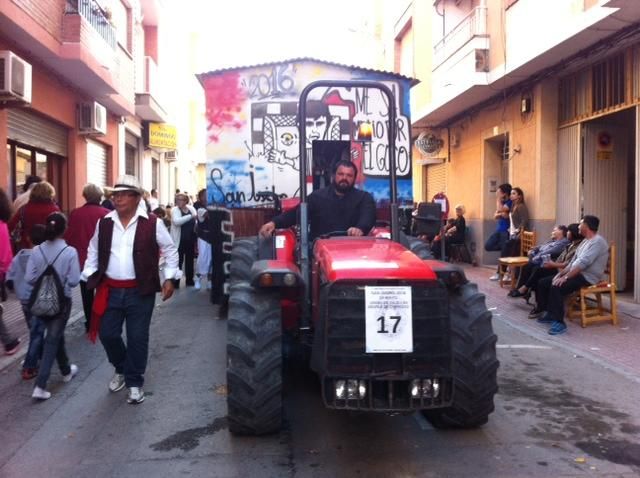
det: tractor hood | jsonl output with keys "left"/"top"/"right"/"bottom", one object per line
{"left": 314, "top": 238, "right": 438, "bottom": 282}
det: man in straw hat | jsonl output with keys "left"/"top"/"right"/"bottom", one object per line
{"left": 82, "top": 175, "right": 178, "bottom": 404}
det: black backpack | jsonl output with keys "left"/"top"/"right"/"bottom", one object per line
{"left": 28, "top": 246, "right": 68, "bottom": 318}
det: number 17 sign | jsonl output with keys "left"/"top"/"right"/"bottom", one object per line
{"left": 365, "top": 286, "right": 413, "bottom": 353}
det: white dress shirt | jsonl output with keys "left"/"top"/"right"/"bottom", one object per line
{"left": 82, "top": 208, "right": 178, "bottom": 282}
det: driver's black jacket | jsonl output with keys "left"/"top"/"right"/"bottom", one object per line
{"left": 271, "top": 184, "right": 376, "bottom": 240}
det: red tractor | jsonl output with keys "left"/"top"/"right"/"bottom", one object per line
{"left": 226, "top": 80, "right": 498, "bottom": 435}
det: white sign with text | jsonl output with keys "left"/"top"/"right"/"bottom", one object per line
{"left": 365, "top": 286, "right": 413, "bottom": 353}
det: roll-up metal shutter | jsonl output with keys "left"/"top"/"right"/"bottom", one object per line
{"left": 425, "top": 163, "right": 447, "bottom": 200}
{"left": 6, "top": 109, "right": 68, "bottom": 157}
{"left": 87, "top": 139, "right": 108, "bottom": 187}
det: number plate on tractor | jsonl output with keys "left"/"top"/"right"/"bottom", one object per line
{"left": 365, "top": 286, "right": 413, "bottom": 353}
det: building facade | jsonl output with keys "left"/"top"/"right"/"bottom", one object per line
{"left": 0, "top": 0, "right": 181, "bottom": 211}
{"left": 382, "top": 0, "right": 640, "bottom": 300}
{"left": 197, "top": 58, "right": 415, "bottom": 210}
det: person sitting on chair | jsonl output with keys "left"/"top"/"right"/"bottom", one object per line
{"left": 431, "top": 204, "right": 466, "bottom": 259}
{"left": 259, "top": 160, "right": 375, "bottom": 240}
{"left": 507, "top": 224, "right": 569, "bottom": 300}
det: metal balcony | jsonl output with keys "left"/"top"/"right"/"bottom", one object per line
{"left": 65, "top": 0, "right": 116, "bottom": 50}
{"left": 433, "top": 6, "right": 488, "bottom": 69}
{"left": 135, "top": 56, "right": 167, "bottom": 122}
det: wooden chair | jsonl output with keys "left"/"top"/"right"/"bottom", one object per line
{"left": 497, "top": 230, "right": 536, "bottom": 289}
{"left": 566, "top": 243, "right": 618, "bottom": 328}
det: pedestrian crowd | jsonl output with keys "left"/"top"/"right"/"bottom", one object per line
{"left": 0, "top": 174, "right": 215, "bottom": 403}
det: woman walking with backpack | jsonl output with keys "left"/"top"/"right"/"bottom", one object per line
{"left": 25, "top": 212, "right": 80, "bottom": 400}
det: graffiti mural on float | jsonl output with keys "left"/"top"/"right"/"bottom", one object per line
{"left": 199, "top": 59, "right": 413, "bottom": 208}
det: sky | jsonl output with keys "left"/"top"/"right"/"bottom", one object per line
{"left": 166, "top": 0, "right": 384, "bottom": 74}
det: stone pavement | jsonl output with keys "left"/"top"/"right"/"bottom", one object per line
{"left": 1, "top": 265, "right": 639, "bottom": 384}
{"left": 464, "top": 264, "right": 640, "bottom": 384}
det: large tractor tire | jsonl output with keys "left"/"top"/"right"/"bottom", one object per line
{"left": 400, "top": 233, "right": 434, "bottom": 260}
{"left": 226, "top": 282, "right": 283, "bottom": 435}
{"left": 229, "top": 237, "right": 258, "bottom": 285}
{"left": 423, "top": 282, "right": 499, "bottom": 428}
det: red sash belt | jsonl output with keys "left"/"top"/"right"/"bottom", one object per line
{"left": 88, "top": 278, "right": 138, "bottom": 343}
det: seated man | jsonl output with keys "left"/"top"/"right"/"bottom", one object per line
{"left": 535, "top": 215, "right": 608, "bottom": 336}
{"left": 259, "top": 160, "right": 375, "bottom": 240}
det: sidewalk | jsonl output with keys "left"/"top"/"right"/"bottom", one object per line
{"left": 464, "top": 264, "right": 640, "bottom": 383}
{"left": 0, "top": 287, "right": 85, "bottom": 373}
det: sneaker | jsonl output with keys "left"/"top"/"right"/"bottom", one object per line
{"left": 22, "top": 367, "right": 38, "bottom": 380}
{"left": 503, "top": 273, "right": 512, "bottom": 283}
{"left": 206, "top": 281, "right": 212, "bottom": 290}
{"left": 62, "top": 364, "right": 78, "bottom": 383}
{"left": 489, "top": 274, "right": 500, "bottom": 281}
{"left": 127, "top": 386, "right": 145, "bottom": 404}
{"left": 194, "top": 278, "right": 201, "bottom": 290}
{"left": 109, "top": 373, "right": 126, "bottom": 393}
{"left": 536, "top": 313, "right": 554, "bottom": 324}
{"left": 548, "top": 321, "right": 567, "bottom": 335}
{"left": 32, "top": 386, "right": 51, "bottom": 400}
{"left": 4, "top": 339, "right": 20, "bottom": 356}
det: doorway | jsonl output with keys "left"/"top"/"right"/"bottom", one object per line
{"left": 582, "top": 108, "right": 635, "bottom": 292}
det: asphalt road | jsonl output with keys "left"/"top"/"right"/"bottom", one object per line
{"left": 0, "top": 287, "right": 639, "bottom": 477}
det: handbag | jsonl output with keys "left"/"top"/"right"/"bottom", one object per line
{"left": 10, "top": 207, "right": 25, "bottom": 253}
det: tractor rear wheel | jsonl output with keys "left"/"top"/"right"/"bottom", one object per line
{"left": 230, "top": 237, "right": 259, "bottom": 284}
{"left": 401, "top": 233, "right": 434, "bottom": 260}
{"left": 226, "top": 282, "right": 282, "bottom": 435}
{"left": 423, "top": 282, "right": 499, "bottom": 428}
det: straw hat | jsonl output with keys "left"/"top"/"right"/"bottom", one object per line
{"left": 112, "top": 175, "right": 142, "bottom": 194}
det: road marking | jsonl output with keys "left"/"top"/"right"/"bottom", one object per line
{"left": 497, "top": 344, "right": 552, "bottom": 349}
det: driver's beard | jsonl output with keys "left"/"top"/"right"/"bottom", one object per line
{"left": 334, "top": 181, "right": 354, "bottom": 194}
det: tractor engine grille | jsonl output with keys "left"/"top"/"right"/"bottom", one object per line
{"left": 323, "top": 280, "right": 452, "bottom": 378}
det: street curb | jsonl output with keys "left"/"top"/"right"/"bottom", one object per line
{"left": 494, "top": 313, "right": 640, "bottom": 385}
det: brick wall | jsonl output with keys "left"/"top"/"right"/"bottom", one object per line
{"left": 11, "top": 0, "right": 64, "bottom": 41}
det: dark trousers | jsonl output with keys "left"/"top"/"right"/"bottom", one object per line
{"left": 35, "top": 299, "right": 72, "bottom": 389}
{"left": 484, "top": 230, "right": 508, "bottom": 252}
{"left": 519, "top": 264, "right": 556, "bottom": 290}
{"left": 536, "top": 274, "right": 590, "bottom": 324}
{"left": 23, "top": 304, "right": 44, "bottom": 369}
{"left": 502, "top": 237, "right": 520, "bottom": 257}
{"left": 178, "top": 238, "right": 195, "bottom": 285}
{"left": 80, "top": 280, "right": 95, "bottom": 332}
{"left": 99, "top": 288, "right": 155, "bottom": 388}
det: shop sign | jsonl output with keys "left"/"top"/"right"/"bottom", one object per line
{"left": 148, "top": 123, "right": 177, "bottom": 150}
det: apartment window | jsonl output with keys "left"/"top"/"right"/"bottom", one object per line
{"left": 125, "top": 144, "right": 136, "bottom": 175}
{"left": 112, "top": 0, "right": 132, "bottom": 52}
{"left": 394, "top": 21, "right": 414, "bottom": 77}
{"left": 592, "top": 54, "right": 625, "bottom": 112}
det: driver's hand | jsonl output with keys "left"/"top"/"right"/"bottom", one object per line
{"left": 347, "top": 227, "right": 364, "bottom": 236}
{"left": 259, "top": 221, "right": 276, "bottom": 238}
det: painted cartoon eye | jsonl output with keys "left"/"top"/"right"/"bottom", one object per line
{"left": 280, "top": 132, "right": 295, "bottom": 146}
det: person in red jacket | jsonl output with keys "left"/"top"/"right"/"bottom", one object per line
{"left": 8, "top": 181, "right": 59, "bottom": 251}
{"left": 64, "top": 184, "right": 110, "bottom": 332}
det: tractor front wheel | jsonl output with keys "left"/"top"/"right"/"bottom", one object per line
{"left": 423, "top": 282, "right": 499, "bottom": 428}
{"left": 226, "top": 282, "right": 282, "bottom": 435}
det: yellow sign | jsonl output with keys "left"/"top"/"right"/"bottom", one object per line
{"left": 148, "top": 123, "right": 177, "bottom": 150}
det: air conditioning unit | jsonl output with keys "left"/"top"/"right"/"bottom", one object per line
{"left": 0, "top": 50, "right": 32, "bottom": 104}
{"left": 165, "top": 150, "right": 177, "bottom": 161}
{"left": 78, "top": 101, "right": 107, "bottom": 135}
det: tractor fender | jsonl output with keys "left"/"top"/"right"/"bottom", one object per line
{"left": 249, "top": 259, "right": 303, "bottom": 288}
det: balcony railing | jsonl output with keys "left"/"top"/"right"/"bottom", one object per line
{"left": 65, "top": 0, "right": 116, "bottom": 50}
{"left": 434, "top": 6, "right": 488, "bottom": 68}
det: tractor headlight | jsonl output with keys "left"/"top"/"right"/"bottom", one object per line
{"left": 258, "top": 273, "right": 274, "bottom": 287}
{"left": 283, "top": 273, "right": 297, "bottom": 286}
{"left": 335, "top": 380, "right": 346, "bottom": 399}
{"left": 410, "top": 379, "right": 421, "bottom": 398}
